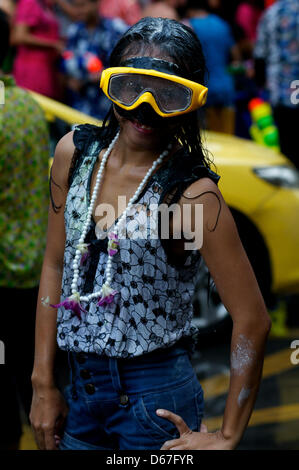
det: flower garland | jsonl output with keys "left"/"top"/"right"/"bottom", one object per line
{"left": 51, "top": 131, "right": 172, "bottom": 319}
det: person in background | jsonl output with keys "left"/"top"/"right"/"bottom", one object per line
{"left": 232, "top": 1, "right": 265, "bottom": 63}
{"left": 254, "top": 0, "right": 299, "bottom": 168}
{"left": 142, "top": 0, "right": 186, "bottom": 21}
{"left": 185, "top": 0, "right": 240, "bottom": 134}
{"left": 53, "top": 0, "right": 82, "bottom": 39}
{"left": 235, "top": 0, "right": 264, "bottom": 44}
{"left": 99, "top": 0, "right": 141, "bottom": 26}
{"left": 11, "top": 0, "right": 63, "bottom": 99}
{"left": 206, "top": 0, "right": 247, "bottom": 52}
{"left": 206, "top": 0, "right": 237, "bottom": 24}
{"left": 254, "top": 0, "right": 299, "bottom": 331}
{"left": 61, "top": 0, "right": 128, "bottom": 119}
{"left": 0, "top": 9, "right": 50, "bottom": 450}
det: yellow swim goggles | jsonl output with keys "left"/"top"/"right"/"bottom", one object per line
{"left": 100, "top": 59, "right": 208, "bottom": 118}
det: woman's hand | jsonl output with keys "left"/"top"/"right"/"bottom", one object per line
{"left": 156, "top": 409, "right": 235, "bottom": 450}
{"left": 30, "top": 385, "right": 68, "bottom": 450}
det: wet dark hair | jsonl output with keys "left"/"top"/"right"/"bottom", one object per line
{"left": 98, "top": 17, "right": 212, "bottom": 169}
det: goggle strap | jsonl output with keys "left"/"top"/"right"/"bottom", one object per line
{"left": 120, "top": 57, "right": 182, "bottom": 76}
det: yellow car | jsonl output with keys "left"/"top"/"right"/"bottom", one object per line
{"left": 31, "top": 92, "right": 299, "bottom": 334}
{"left": 196, "top": 132, "right": 299, "bottom": 334}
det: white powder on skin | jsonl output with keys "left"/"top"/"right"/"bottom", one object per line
{"left": 231, "top": 334, "right": 256, "bottom": 376}
{"left": 237, "top": 387, "right": 251, "bottom": 407}
{"left": 41, "top": 296, "right": 50, "bottom": 306}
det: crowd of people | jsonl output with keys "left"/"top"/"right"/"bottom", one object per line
{"left": 0, "top": 0, "right": 297, "bottom": 160}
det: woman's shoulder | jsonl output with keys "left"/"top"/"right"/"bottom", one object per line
{"left": 53, "top": 126, "right": 100, "bottom": 189}
{"left": 68, "top": 124, "right": 105, "bottom": 188}
{"left": 49, "top": 131, "right": 76, "bottom": 191}
{"left": 55, "top": 130, "right": 75, "bottom": 156}
{"left": 182, "top": 176, "right": 225, "bottom": 230}
{"left": 183, "top": 175, "right": 221, "bottom": 198}
{"left": 52, "top": 131, "right": 75, "bottom": 174}
{"left": 180, "top": 177, "right": 224, "bottom": 236}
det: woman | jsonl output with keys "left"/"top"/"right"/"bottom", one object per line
{"left": 29, "top": 17, "right": 271, "bottom": 450}
{"left": 12, "top": 0, "right": 63, "bottom": 99}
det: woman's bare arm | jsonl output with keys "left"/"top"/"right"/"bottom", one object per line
{"left": 195, "top": 179, "right": 271, "bottom": 446}
{"left": 159, "top": 177, "right": 271, "bottom": 450}
{"left": 30, "top": 131, "right": 75, "bottom": 450}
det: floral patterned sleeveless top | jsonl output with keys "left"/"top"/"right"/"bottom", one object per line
{"left": 56, "top": 124, "right": 220, "bottom": 358}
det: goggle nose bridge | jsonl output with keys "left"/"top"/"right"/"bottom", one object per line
{"left": 134, "top": 89, "right": 162, "bottom": 110}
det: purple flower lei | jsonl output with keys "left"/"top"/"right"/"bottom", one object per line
{"left": 51, "top": 137, "right": 171, "bottom": 319}
{"left": 50, "top": 293, "right": 87, "bottom": 320}
{"left": 77, "top": 243, "right": 91, "bottom": 266}
{"left": 97, "top": 283, "right": 118, "bottom": 306}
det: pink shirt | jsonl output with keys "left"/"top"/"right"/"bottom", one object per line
{"left": 13, "top": 0, "right": 60, "bottom": 98}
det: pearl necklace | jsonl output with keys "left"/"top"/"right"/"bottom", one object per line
{"left": 52, "top": 131, "right": 172, "bottom": 318}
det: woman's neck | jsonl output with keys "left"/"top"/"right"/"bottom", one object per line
{"left": 110, "top": 131, "right": 179, "bottom": 170}
{"left": 114, "top": 139, "right": 165, "bottom": 168}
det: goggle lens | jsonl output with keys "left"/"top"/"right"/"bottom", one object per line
{"left": 108, "top": 73, "right": 193, "bottom": 113}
